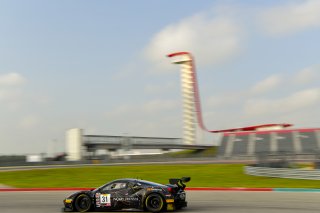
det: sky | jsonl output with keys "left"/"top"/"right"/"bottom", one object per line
{"left": 0, "top": 0, "right": 320, "bottom": 155}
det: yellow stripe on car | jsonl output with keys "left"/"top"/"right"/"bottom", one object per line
{"left": 64, "top": 199, "right": 73, "bottom": 203}
{"left": 166, "top": 199, "right": 174, "bottom": 203}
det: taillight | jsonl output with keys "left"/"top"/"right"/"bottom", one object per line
{"left": 167, "top": 187, "right": 177, "bottom": 194}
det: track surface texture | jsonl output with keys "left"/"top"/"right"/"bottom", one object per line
{"left": 1, "top": 191, "right": 320, "bottom": 213}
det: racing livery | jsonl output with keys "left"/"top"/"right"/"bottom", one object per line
{"left": 63, "top": 177, "right": 190, "bottom": 212}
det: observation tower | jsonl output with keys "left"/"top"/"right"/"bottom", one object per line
{"left": 167, "top": 52, "right": 291, "bottom": 145}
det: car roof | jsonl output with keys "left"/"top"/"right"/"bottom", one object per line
{"left": 111, "top": 179, "right": 164, "bottom": 186}
{"left": 112, "top": 178, "right": 137, "bottom": 182}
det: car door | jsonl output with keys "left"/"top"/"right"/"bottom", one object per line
{"left": 95, "top": 181, "right": 129, "bottom": 210}
{"left": 123, "top": 181, "right": 142, "bottom": 209}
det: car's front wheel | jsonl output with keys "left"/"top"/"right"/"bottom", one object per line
{"left": 145, "top": 193, "right": 164, "bottom": 213}
{"left": 74, "top": 194, "right": 91, "bottom": 212}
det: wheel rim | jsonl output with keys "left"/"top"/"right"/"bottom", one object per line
{"left": 76, "top": 195, "right": 91, "bottom": 211}
{"left": 79, "top": 197, "right": 90, "bottom": 209}
{"left": 147, "top": 195, "right": 163, "bottom": 211}
{"left": 150, "top": 197, "right": 160, "bottom": 208}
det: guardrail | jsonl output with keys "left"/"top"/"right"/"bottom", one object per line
{"left": 244, "top": 165, "right": 320, "bottom": 180}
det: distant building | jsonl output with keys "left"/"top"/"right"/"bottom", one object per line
{"left": 66, "top": 128, "right": 84, "bottom": 161}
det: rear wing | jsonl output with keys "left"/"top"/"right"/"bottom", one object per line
{"left": 169, "top": 177, "right": 191, "bottom": 190}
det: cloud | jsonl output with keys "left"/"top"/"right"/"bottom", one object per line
{"left": 244, "top": 88, "right": 320, "bottom": 116}
{"left": 205, "top": 74, "right": 283, "bottom": 109}
{"left": 144, "top": 13, "right": 243, "bottom": 72}
{"left": 251, "top": 74, "right": 282, "bottom": 95}
{"left": 0, "top": 73, "right": 26, "bottom": 106}
{"left": 189, "top": 62, "right": 320, "bottom": 131}
{"left": 292, "top": 66, "right": 319, "bottom": 85}
{"left": 0, "top": 89, "right": 22, "bottom": 102}
{"left": 0, "top": 73, "right": 26, "bottom": 86}
{"left": 259, "top": 0, "right": 320, "bottom": 36}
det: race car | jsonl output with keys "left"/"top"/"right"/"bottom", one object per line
{"left": 63, "top": 177, "right": 190, "bottom": 212}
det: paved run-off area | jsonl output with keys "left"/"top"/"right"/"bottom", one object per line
{"left": 0, "top": 191, "right": 320, "bottom": 213}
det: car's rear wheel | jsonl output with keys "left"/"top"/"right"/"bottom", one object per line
{"left": 74, "top": 194, "right": 91, "bottom": 212}
{"left": 145, "top": 193, "right": 164, "bottom": 213}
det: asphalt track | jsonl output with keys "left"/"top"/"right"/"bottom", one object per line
{"left": 1, "top": 191, "right": 320, "bottom": 213}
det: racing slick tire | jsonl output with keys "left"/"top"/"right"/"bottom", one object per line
{"left": 74, "top": 194, "right": 92, "bottom": 212}
{"left": 145, "top": 193, "right": 164, "bottom": 213}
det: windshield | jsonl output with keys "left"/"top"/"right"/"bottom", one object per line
{"left": 93, "top": 181, "right": 113, "bottom": 192}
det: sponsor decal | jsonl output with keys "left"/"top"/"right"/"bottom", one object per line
{"left": 113, "top": 197, "right": 139, "bottom": 202}
{"left": 147, "top": 187, "right": 162, "bottom": 191}
{"left": 95, "top": 193, "right": 101, "bottom": 207}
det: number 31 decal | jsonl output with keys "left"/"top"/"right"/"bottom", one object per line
{"left": 100, "top": 194, "right": 111, "bottom": 206}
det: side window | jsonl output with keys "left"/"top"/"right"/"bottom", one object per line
{"left": 127, "top": 182, "right": 134, "bottom": 188}
{"left": 113, "top": 182, "right": 127, "bottom": 190}
{"left": 102, "top": 182, "right": 127, "bottom": 191}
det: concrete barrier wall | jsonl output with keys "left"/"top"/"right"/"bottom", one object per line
{"left": 244, "top": 165, "right": 320, "bottom": 180}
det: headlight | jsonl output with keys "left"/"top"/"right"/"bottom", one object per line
{"left": 64, "top": 199, "right": 73, "bottom": 204}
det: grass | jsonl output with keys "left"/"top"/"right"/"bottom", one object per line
{"left": 1, "top": 164, "right": 320, "bottom": 188}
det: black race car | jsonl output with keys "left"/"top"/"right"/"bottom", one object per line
{"left": 63, "top": 177, "right": 190, "bottom": 212}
